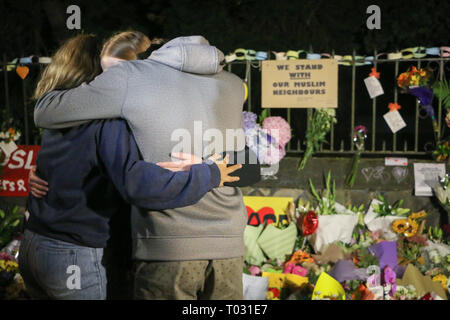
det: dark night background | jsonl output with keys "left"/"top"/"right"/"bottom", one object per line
{"left": 0, "top": 0, "right": 450, "bottom": 151}
{"left": 1, "top": 0, "right": 449, "bottom": 58}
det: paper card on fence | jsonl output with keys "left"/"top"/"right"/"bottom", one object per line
{"left": 413, "top": 163, "right": 446, "bottom": 196}
{"left": 364, "top": 76, "right": 384, "bottom": 98}
{"left": 385, "top": 157, "right": 408, "bottom": 166}
{"left": 383, "top": 110, "right": 406, "bottom": 133}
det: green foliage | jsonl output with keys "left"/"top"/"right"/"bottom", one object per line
{"left": 309, "top": 171, "right": 337, "bottom": 215}
{"left": 258, "top": 109, "right": 269, "bottom": 124}
{"left": 373, "top": 194, "right": 410, "bottom": 218}
{"left": 433, "top": 141, "right": 450, "bottom": 158}
{"left": 433, "top": 80, "right": 450, "bottom": 109}
{"left": 353, "top": 247, "right": 379, "bottom": 269}
{"left": 298, "top": 109, "right": 336, "bottom": 170}
{"left": 427, "top": 226, "right": 444, "bottom": 243}
{"left": 0, "top": 206, "right": 23, "bottom": 249}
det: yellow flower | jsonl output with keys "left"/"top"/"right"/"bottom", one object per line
{"left": 417, "top": 257, "right": 425, "bottom": 265}
{"left": 432, "top": 274, "right": 448, "bottom": 291}
{"left": 409, "top": 211, "right": 426, "bottom": 220}
{"left": 404, "top": 218, "right": 419, "bottom": 237}
{"left": 392, "top": 219, "right": 409, "bottom": 233}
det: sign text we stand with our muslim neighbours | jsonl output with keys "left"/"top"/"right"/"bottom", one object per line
{"left": 261, "top": 59, "right": 338, "bottom": 109}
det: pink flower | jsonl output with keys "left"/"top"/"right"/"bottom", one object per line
{"left": 382, "top": 266, "right": 397, "bottom": 296}
{"left": 367, "top": 274, "right": 380, "bottom": 287}
{"left": 283, "top": 262, "right": 307, "bottom": 277}
{"left": 262, "top": 116, "right": 291, "bottom": 147}
{"left": 0, "top": 252, "right": 14, "bottom": 261}
{"left": 248, "top": 265, "right": 261, "bottom": 276}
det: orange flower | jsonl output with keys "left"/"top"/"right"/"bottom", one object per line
{"left": 397, "top": 73, "right": 408, "bottom": 87}
{"left": 8, "top": 128, "right": 15, "bottom": 135}
{"left": 287, "top": 250, "right": 314, "bottom": 265}
{"left": 352, "top": 284, "right": 375, "bottom": 300}
{"left": 388, "top": 102, "right": 402, "bottom": 112}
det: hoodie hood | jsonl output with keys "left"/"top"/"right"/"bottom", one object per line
{"left": 148, "top": 36, "right": 224, "bottom": 75}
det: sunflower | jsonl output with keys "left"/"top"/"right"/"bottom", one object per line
{"left": 432, "top": 274, "right": 448, "bottom": 291}
{"left": 404, "top": 218, "right": 419, "bottom": 237}
{"left": 409, "top": 211, "right": 427, "bottom": 220}
{"left": 392, "top": 219, "right": 409, "bottom": 233}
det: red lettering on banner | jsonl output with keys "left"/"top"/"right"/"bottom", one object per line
{"left": 246, "top": 206, "right": 277, "bottom": 226}
{"left": 0, "top": 145, "right": 40, "bottom": 197}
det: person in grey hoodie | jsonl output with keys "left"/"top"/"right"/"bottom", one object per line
{"left": 34, "top": 36, "right": 253, "bottom": 299}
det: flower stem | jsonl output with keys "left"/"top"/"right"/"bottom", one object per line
{"left": 346, "top": 151, "right": 361, "bottom": 187}
{"left": 298, "top": 143, "right": 313, "bottom": 171}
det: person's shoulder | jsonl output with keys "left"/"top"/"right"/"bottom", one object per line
{"left": 217, "top": 70, "right": 244, "bottom": 84}
{"left": 123, "top": 59, "right": 159, "bottom": 72}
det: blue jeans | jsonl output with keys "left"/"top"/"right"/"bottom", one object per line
{"left": 18, "top": 229, "right": 107, "bottom": 300}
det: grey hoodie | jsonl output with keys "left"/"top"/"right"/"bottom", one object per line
{"left": 34, "top": 36, "right": 247, "bottom": 260}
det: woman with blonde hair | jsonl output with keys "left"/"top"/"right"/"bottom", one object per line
{"left": 20, "top": 33, "right": 241, "bottom": 300}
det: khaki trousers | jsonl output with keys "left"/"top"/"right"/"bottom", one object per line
{"left": 133, "top": 257, "right": 244, "bottom": 300}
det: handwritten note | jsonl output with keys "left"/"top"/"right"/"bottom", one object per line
{"left": 364, "top": 76, "right": 384, "bottom": 98}
{"left": 383, "top": 110, "right": 406, "bottom": 133}
{"left": 413, "top": 163, "right": 446, "bottom": 196}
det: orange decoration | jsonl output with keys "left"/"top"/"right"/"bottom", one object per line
{"left": 369, "top": 68, "right": 380, "bottom": 79}
{"left": 16, "top": 66, "right": 29, "bottom": 80}
{"left": 286, "top": 250, "right": 314, "bottom": 265}
{"left": 388, "top": 102, "right": 402, "bottom": 112}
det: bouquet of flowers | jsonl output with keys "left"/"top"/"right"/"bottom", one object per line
{"left": 0, "top": 251, "right": 27, "bottom": 300}
{"left": 298, "top": 108, "right": 336, "bottom": 171}
{"left": 0, "top": 113, "right": 21, "bottom": 159}
{"left": 397, "top": 66, "right": 438, "bottom": 132}
{"left": 308, "top": 172, "right": 359, "bottom": 253}
{"left": 433, "top": 174, "right": 450, "bottom": 216}
{"left": 346, "top": 125, "right": 368, "bottom": 187}
{"left": 242, "top": 111, "right": 291, "bottom": 169}
{"left": 364, "top": 195, "right": 410, "bottom": 241}
{"left": 397, "top": 66, "right": 432, "bottom": 89}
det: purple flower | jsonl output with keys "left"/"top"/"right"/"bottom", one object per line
{"left": 382, "top": 266, "right": 397, "bottom": 296}
{"left": 242, "top": 111, "right": 258, "bottom": 134}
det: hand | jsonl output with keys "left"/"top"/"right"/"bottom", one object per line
{"left": 156, "top": 152, "right": 203, "bottom": 172}
{"left": 210, "top": 154, "right": 241, "bottom": 187}
{"left": 29, "top": 166, "right": 49, "bottom": 198}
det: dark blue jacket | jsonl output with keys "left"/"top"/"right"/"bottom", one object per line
{"left": 26, "top": 119, "right": 220, "bottom": 248}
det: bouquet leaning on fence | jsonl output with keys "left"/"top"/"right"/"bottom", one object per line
{"left": 308, "top": 172, "right": 359, "bottom": 253}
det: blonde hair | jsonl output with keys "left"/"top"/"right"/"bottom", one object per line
{"left": 101, "top": 31, "right": 151, "bottom": 61}
{"left": 34, "top": 34, "right": 102, "bottom": 100}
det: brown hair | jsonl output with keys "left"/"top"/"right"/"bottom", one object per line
{"left": 101, "top": 31, "right": 151, "bottom": 60}
{"left": 34, "top": 34, "right": 102, "bottom": 100}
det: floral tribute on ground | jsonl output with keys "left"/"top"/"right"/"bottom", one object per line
{"left": 243, "top": 173, "right": 450, "bottom": 300}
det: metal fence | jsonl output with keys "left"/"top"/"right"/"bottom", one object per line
{"left": 1, "top": 52, "right": 450, "bottom": 156}
{"left": 227, "top": 53, "right": 450, "bottom": 156}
